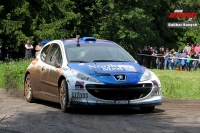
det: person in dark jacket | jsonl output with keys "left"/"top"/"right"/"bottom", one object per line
{"left": 25, "top": 40, "right": 34, "bottom": 59}
{"left": 191, "top": 52, "right": 199, "bottom": 71}
{"left": 142, "top": 46, "right": 148, "bottom": 67}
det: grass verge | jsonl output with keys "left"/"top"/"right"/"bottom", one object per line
{"left": 151, "top": 69, "right": 200, "bottom": 100}
{"left": 0, "top": 59, "right": 32, "bottom": 89}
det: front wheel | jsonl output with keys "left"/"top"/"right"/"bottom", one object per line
{"left": 24, "top": 74, "right": 35, "bottom": 103}
{"left": 59, "top": 79, "right": 69, "bottom": 112}
{"left": 140, "top": 106, "right": 155, "bottom": 112}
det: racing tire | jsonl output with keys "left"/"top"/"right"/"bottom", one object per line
{"left": 24, "top": 74, "right": 35, "bottom": 103}
{"left": 59, "top": 79, "right": 69, "bottom": 113}
{"left": 140, "top": 106, "right": 155, "bottom": 112}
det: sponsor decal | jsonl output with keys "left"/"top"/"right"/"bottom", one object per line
{"left": 72, "top": 92, "right": 88, "bottom": 98}
{"left": 75, "top": 81, "right": 84, "bottom": 89}
{"left": 31, "top": 58, "right": 39, "bottom": 65}
{"left": 88, "top": 64, "right": 137, "bottom": 72}
{"left": 70, "top": 98, "right": 82, "bottom": 102}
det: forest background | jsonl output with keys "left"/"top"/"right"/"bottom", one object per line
{"left": 0, "top": 0, "right": 200, "bottom": 59}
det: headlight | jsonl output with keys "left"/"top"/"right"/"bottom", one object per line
{"left": 140, "top": 69, "right": 152, "bottom": 82}
{"left": 71, "top": 69, "right": 101, "bottom": 83}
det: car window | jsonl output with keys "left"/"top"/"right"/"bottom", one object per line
{"left": 65, "top": 44, "right": 134, "bottom": 62}
{"left": 45, "top": 43, "right": 63, "bottom": 67}
{"left": 40, "top": 44, "right": 52, "bottom": 62}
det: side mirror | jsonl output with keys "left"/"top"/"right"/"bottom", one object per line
{"left": 54, "top": 59, "right": 60, "bottom": 68}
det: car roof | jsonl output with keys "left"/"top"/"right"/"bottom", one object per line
{"left": 62, "top": 37, "right": 116, "bottom": 46}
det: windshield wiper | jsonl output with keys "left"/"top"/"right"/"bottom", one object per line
{"left": 93, "top": 60, "right": 127, "bottom": 62}
{"left": 69, "top": 60, "right": 88, "bottom": 63}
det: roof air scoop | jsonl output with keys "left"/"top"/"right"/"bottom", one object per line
{"left": 81, "top": 37, "right": 96, "bottom": 42}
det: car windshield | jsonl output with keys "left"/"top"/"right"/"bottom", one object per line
{"left": 64, "top": 43, "right": 135, "bottom": 62}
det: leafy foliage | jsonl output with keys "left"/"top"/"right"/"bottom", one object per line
{"left": 0, "top": 0, "right": 200, "bottom": 59}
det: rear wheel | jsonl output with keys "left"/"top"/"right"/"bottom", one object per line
{"left": 59, "top": 79, "right": 69, "bottom": 112}
{"left": 140, "top": 106, "right": 155, "bottom": 112}
{"left": 24, "top": 74, "right": 34, "bottom": 103}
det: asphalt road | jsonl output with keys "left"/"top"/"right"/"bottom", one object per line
{"left": 0, "top": 89, "right": 200, "bottom": 133}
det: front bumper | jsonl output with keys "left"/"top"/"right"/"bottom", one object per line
{"left": 68, "top": 97, "right": 162, "bottom": 108}
{"left": 68, "top": 84, "right": 162, "bottom": 108}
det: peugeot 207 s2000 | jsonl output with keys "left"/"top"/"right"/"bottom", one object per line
{"left": 24, "top": 36, "right": 162, "bottom": 112}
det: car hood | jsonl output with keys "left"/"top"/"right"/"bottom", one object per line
{"left": 68, "top": 62, "right": 145, "bottom": 85}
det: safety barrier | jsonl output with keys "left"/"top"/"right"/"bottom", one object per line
{"left": 137, "top": 54, "right": 200, "bottom": 61}
{"left": 136, "top": 53, "right": 200, "bottom": 70}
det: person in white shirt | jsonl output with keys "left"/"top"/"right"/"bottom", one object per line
{"left": 184, "top": 43, "right": 191, "bottom": 53}
{"left": 35, "top": 41, "right": 42, "bottom": 57}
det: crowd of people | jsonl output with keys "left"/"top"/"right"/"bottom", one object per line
{"left": 137, "top": 43, "right": 200, "bottom": 71}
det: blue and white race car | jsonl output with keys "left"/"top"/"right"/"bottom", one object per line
{"left": 24, "top": 36, "right": 162, "bottom": 112}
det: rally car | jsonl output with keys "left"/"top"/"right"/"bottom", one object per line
{"left": 24, "top": 36, "right": 162, "bottom": 112}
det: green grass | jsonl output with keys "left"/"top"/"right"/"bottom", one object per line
{"left": 0, "top": 61, "right": 7, "bottom": 88}
{"left": 151, "top": 69, "right": 200, "bottom": 100}
{"left": 0, "top": 59, "right": 32, "bottom": 89}
{"left": 1, "top": 59, "right": 200, "bottom": 99}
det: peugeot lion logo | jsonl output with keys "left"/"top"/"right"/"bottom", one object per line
{"left": 114, "top": 75, "right": 126, "bottom": 81}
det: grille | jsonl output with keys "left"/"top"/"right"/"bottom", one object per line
{"left": 86, "top": 83, "right": 152, "bottom": 100}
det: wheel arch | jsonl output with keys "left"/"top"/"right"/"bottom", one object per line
{"left": 24, "top": 71, "right": 30, "bottom": 96}
{"left": 58, "top": 76, "right": 68, "bottom": 92}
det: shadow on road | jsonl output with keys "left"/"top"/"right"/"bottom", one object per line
{"left": 35, "top": 99, "right": 165, "bottom": 115}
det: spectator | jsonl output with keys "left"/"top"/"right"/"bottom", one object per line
{"left": 185, "top": 52, "right": 191, "bottom": 71}
{"left": 146, "top": 46, "right": 153, "bottom": 68}
{"left": 142, "top": 45, "right": 148, "bottom": 67}
{"left": 35, "top": 41, "right": 42, "bottom": 57}
{"left": 168, "top": 48, "right": 175, "bottom": 69}
{"left": 25, "top": 40, "right": 34, "bottom": 60}
{"left": 179, "top": 50, "right": 187, "bottom": 70}
{"left": 154, "top": 47, "right": 158, "bottom": 54}
{"left": 157, "top": 46, "right": 165, "bottom": 69}
{"left": 153, "top": 47, "right": 158, "bottom": 69}
{"left": 184, "top": 43, "right": 191, "bottom": 53}
{"left": 190, "top": 44, "right": 195, "bottom": 54}
{"left": 148, "top": 47, "right": 156, "bottom": 68}
{"left": 164, "top": 48, "right": 170, "bottom": 70}
{"left": 173, "top": 49, "right": 181, "bottom": 70}
{"left": 191, "top": 52, "right": 199, "bottom": 71}
{"left": 194, "top": 43, "right": 200, "bottom": 54}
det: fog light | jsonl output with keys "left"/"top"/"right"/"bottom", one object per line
{"left": 151, "top": 88, "right": 161, "bottom": 96}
